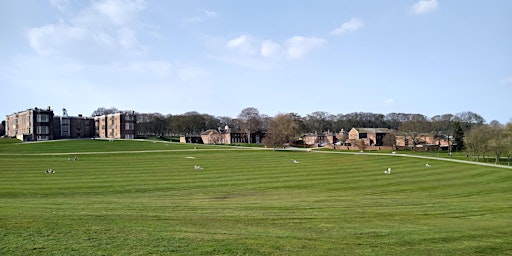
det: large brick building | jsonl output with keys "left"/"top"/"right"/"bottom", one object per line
{"left": 53, "top": 109, "right": 95, "bottom": 139}
{"left": 5, "top": 107, "right": 55, "bottom": 141}
{"left": 5, "top": 107, "right": 136, "bottom": 141}
{"left": 94, "top": 112, "right": 136, "bottom": 139}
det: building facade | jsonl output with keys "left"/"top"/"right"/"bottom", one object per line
{"left": 53, "top": 114, "right": 95, "bottom": 139}
{"left": 5, "top": 107, "right": 54, "bottom": 141}
{"left": 6, "top": 107, "right": 136, "bottom": 141}
{"left": 195, "top": 128, "right": 264, "bottom": 145}
{"left": 94, "top": 112, "right": 137, "bottom": 139}
{"left": 348, "top": 128, "right": 394, "bottom": 146}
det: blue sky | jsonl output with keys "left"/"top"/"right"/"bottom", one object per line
{"left": 1, "top": 0, "right": 511, "bottom": 123}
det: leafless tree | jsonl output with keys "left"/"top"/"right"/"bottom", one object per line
{"left": 237, "top": 107, "right": 262, "bottom": 143}
{"left": 465, "top": 125, "right": 491, "bottom": 162}
{"left": 92, "top": 107, "right": 119, "bottom": 116}
{"left": 358, "top": 139, "right": 367, "bottom": 151}
{"left": 382, "top": 133, "right": 396, "bottom": 147}
{"left": 488, "top": 122, "right": 507, "bottom": 164}
{"left": 304, "top": 111, "right": 332, "bottom": 133}
{"left": 506, "top": 120, "right": 512, "bottom": 165}
{"left": 398, "top": 114, "right": 429, "bottom": 150}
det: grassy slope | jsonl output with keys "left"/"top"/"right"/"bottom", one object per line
{"left": 1, "top": 140, "right": 511, "bottom": 255}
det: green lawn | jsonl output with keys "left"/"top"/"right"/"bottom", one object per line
{"left": 1, "top": 140, "right": 511, "bottom": 255}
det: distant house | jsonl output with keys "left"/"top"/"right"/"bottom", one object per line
{"left": 395, "top": 133, "right": 451, "bottom": 149}
{"left": 181, "top": 126, "right": 265, "bottom": 145}
{"left": 348, "top": 128, "right": 394, "bottom": 146}
{"left": 200, "top": 129, "right": 222, "bottom": 144}
{"left": 302, "top": 133, "right": 328, "bottom": 146}
{"left": 180, "top": 134, "right": 203, "bottom": 144}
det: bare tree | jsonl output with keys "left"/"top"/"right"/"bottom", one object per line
{"left": 456, "top": 111, "right": 485, "bottom": 131}
{"left": 506, "top": 120, "right": 512, "bottom": 165}
{"left": 288, "top": 113, "right": 307, "bottom": 133}
{"left": 304, "top": 111, "right": 332, "bottom": 133}
{"left": 92, "top": 107, "right": 119, "bottom": 116}
{"left": 382, "top": 133, "right": 396, "bottom": 147}
{"left": 465, "top": 125, "right": 491, "bottom": 162}
{"left": 488, "top": 122, "right": 507, "bottom": 164}
{"left": 237, "top": 107, "right": 262, "bottom": 143}
{"left": 398, "top": 114, "right": 429, "bottom": 150}
{"left": 357, "top": 139, "right": 367, "bottom": 151}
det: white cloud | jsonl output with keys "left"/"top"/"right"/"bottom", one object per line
{"left": 26, "top": 0, "right": 146, "bottom": 58}
{"left": 285, "top": 36, "right": 326, "bottom": 59}
{"left": 330, "top": 18, "right": 364, "bottom": 35}
{"left": 116, "top": 27, "right": 138, "bottom": 49}
{"left": 411, "top": 0, "right": 439, "bottom": 15}
{"left": 92, "top": 0, "right": 145, "bottom": 26}
{"left": 27, "top": 23, "right": 87, "bottom": 56}
{"left": 260, "top": 40, "right": 282, "bottom": 58}
{"left": 185, "top": 10, "right": 218, "bottom": 23}
{"left": 222, "top": 34, "right": 326, "bottom": 66}
{"left": 50, "top": 0, "right": 70, "bottom": 11}
{"left": 204, "top": 10, "right": 217, "bottom": 18}
{"left": 227, "top": 35, "right": 257, "bottom": 55}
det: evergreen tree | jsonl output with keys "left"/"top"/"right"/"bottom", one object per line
{"left": 453, "top": 122, "right": 465, "bottom": 151}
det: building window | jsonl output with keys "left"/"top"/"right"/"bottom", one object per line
{"left": 37, "top": 114, "right": 49, "bottom": 122}
{"left": 37, "top": 135, "right": 49, "bottom": 141}
{"left": 125, "top": 123, "right": 134, "bottom": 130}
{"left": 37, "top": 126, "right": 49, "bottom": 134}
{"left": 359, "top": 133, "right": 367, "bottom": 139}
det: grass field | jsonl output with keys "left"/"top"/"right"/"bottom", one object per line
{"left": 1, "top": 139, "right": 511, "bottom": 255}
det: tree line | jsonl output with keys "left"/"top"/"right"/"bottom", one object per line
{"left": 104, "top": 107, "right": 488, "bottom": 136}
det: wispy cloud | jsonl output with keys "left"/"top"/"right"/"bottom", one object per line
{"left": 227, "top": 35, "right": 257, "bottom": 55}
{"left": 501, "top": 76, "right": 512, "bottom": 86}
{"left": 20, "top": 0, "right": 208, "bottom": 90}
{"left": 26, "top": 0, "right": 146, "bottom": 58}
{"left": 185, "top": 10, "right": 218, "bottom": 23}
{"left": 50, "top": 0, "right": 70, "bottom": 11}
{"left": 223, "top": 34, "right": 326, "bottom": 64}
{"left": 411, "top": 0, "right": 439, "bottom": 15}
{"left": 260, "top": 40, "right": 282, "bottom": 58}
{"left": 284, "top": 36, "right": 326, "bottom": 59}
{"left": 330, "top": 18, "right": 364, "bottom": 35}
{"left": 92, "top": 0, "right": 145, "bottom": 25}
{"left": 216, "top": 34, "right": 326, "bottom": 68}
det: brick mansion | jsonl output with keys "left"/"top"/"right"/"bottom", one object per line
{"left": 5, "top": 107, "right": 136, "bottom": 141}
